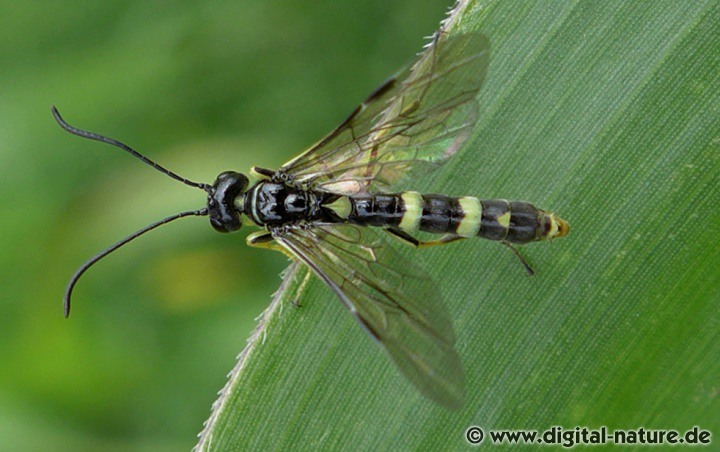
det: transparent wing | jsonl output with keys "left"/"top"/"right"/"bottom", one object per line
{"left": 274, "top": 224, "right": 465, "bottom": 409}
{"left": 279, "top": 32, "right": 490, "bottom": 194}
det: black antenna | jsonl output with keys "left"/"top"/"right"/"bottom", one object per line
{"left": 52, "top": 106, "right": 213, "bottom": 317}
{"left": 51, "top": 106, "right": 211, "bottom": 191}
{"left": 63, "top": 209, "right": 208, "bottom": 317}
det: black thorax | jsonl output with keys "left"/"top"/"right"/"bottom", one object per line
{"left": 245, "top": 181, "right": 326, "bottom": 226}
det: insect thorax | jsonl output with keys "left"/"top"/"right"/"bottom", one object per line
{"left": 245, "top": 181, "right": 325, "bottom": 226}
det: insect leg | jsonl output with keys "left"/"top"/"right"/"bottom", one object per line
{"left": 247, "top": 231, "right": 295, "bottom": 258}
{"left": 250, "top": 166, "right": 275, "bottom": 179}
{"left": 501, "top": 241, "right": 535, "bottom": 275}
{"left": 385, "top": 227, "right": 465, "bottom": 248}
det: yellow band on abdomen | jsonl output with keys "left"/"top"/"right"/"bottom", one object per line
{"left": 456, "top": 196, "right": 482, "bottom": 237}
{"left": 399, "top": 191, "right": 422, "bottom": 233}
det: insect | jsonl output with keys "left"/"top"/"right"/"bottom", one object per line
{"left": 54, "top": 32, "right": 568, "bottom": 410}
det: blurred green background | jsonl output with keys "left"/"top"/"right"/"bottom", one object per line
{"left": 0, "top": 1, "right": 453, "bottom": 449}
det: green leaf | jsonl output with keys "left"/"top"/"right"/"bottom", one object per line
{"left": 197, "top": 0, "right": 720, "bottom": 449}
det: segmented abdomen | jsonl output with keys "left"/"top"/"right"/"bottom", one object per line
{"left": 332, "top": 192, "right": 566, "bottom": 244}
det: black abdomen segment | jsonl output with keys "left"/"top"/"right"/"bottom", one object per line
{"left": 342, "top": 192, "right": 557, "bottom": 244}
{"left": 478, "top": 199, "right": 543, "bottom": 243}
{"left": 346, "top": 194, "right": 405, "bottom": 227}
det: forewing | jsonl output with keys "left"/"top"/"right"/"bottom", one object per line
{"left": 279, "top": 33, "right": 490, "bottom": 194}
{"left": 274, "top": 224, "right": 465, "bottom": 409}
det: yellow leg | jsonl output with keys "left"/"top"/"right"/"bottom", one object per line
{"left": 385, "top": 227, "right": 465, "bottom": 248}
{"left": 247, "top": 231, "right": 295, "bottom": 259}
